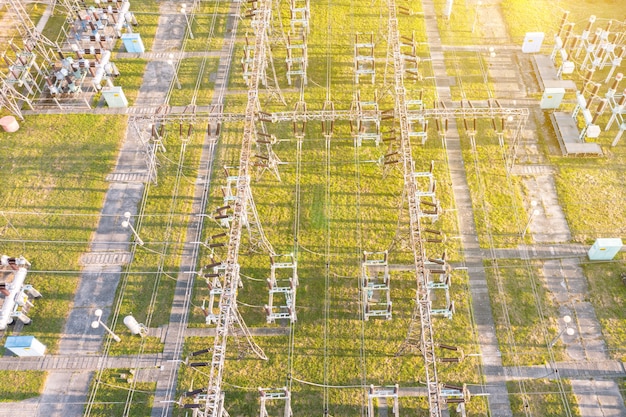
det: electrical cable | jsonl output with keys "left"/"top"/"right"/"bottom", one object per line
{"left": 292, "top": 376, "right": 365, "bottom": 389}
{"left": 321, "top": 0, "right": 335, "bottom": 412}
{"left": 353, "top": 87, "right": 369, "bottom": 417}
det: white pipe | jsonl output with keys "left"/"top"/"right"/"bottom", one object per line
{"left": 92, "top": 49, "right": 111, "bottom": 88}
{"left": 0, "top": 267, "right": 28, "bottom": 330}
{"left": 114, "top": 1, "right": 131, "bottom": 36}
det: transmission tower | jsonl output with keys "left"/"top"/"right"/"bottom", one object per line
{"left": 128, "top": 118, "right": 167, "bottom": 184}
{"left": 195, "top": 2, "right": 274, "bottom": 416}
{"left": 407, "top": 91, "right": 427, "bottom": 145}
{"left": 390, "top": 160, "right": 442, "bottom": 252}
{"left": 400, "top": 31, "right": 423, "bottom": 82}
{"left": 385, "top": 1, "right": 442, "bottom": 415}
{"left": 0, "top": 0, "right": 58, "bottom": 118}
{"left": 53, "top": 0, "right": 85, "bottom": 18}
{"left": 243, "top": 1, "right": 285, "bottom": 102}
{"left": 218, "top": 166, "right": 275, "bottom": 254}
{"left": 7, "top": 0, "right": 59, "bottom": 60}
{"left": 379, "top": 128, "right": 401, "bottom": 178}
{"left": 0, "top": 41, "right": 40, "bottom": 119}
{"left": 425, "top": 250, "right": 454, "bottom": 319}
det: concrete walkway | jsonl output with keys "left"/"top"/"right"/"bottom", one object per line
{"left": 133, "top": 2, "right": 188, "bottom": 108}
{"left": 543, "top": 257, "right": 626, "bottom": 416}
{"left": 471, "top": 1, "right": 626, "bottom": 415}
{"left": 488, "top": 243, "right": 589, "bottom": 260}
{"left": 507, "top": 360, "right": 626, "bottom": 380}
{"left": 421, "top": 0, "right": 514, "bottom": 415}
{"left": 0, "top": 354, "right": 163, "bottom": 371}
{"left": 478, "top": 3, "right": 626, "bottom": 415}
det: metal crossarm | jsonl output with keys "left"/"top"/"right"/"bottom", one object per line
{"left": 386, "top": 0, "right": 441, "bottom": 415}
{"left": 127, "top": 107, "right": 528, "bottom": 125}
{"left": 254, "top": 113, "right": 282, "bottom": 181}
{"left": 202, "top": 1, "right": 273, "bottom": 416}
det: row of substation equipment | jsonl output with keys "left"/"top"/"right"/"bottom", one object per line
{"left": 521, "top": 13, "right": 626, "bottom": 151}
{"left": 2, "top": 0, "right": 144, "bottom": 111}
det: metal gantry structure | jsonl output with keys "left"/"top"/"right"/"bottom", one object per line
{"left": 265, "top": 253, "right": 298, "bottom": 324}
{"left": 199, "top": 1, "right": 273, "bottom": 416}
{"left": 386, "top": 0, "right": 442, "bottom": 415}
{"left": 367, "top": 385, "right": 399, "bottom": 417}
{"left": 126, "top": 106, "right": 528, "bottom": 133}
{"left": 6, "top": 0, "right": 59, "bottom": 59}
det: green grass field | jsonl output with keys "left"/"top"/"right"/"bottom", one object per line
{"left": 0, "top": 114, "right": 126, "bottom": 353}
{"left": 0, "top": 370, "right": 46, "bottom": 402}
{"left": 501, "top": 0, "right": 626, "bottom": 42}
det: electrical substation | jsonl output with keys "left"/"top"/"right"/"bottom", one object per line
{"left": 0, "top": 1, "right": 625, "bottom": 417}
{"left": 0, "top": 0, "right": 137, "bottom": 116}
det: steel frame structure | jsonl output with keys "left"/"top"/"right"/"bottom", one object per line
{"left": 386, "top": 0, "right": 441, "bottom": 415}
{"left": 127, "top": 106, "right": 528, "bottom": 125}
{"left": 352, "top": 90, "right": 382, "bottom": 146}
{"left": 1, "top": 0, "right": 59, "bottom": 119}
{"left": 361, "top": 251, "right": 392, "bottom": 320}
{"left": 259, "top": 387, "right": 293, "bottom": 417}
{"left": 355, "top": 32, "right": 375, "bottom": 84}
{"left": 265, "top": 253, "right": 298, "bottom": 324}
{"left": 367, "top": 385, "right": 399, "bottom": 417}
{"left": 7, "top": 0, "right": 59, "bottom": 60}
{"left": 197, "top": 1, "right": 273, "bottom": 416}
